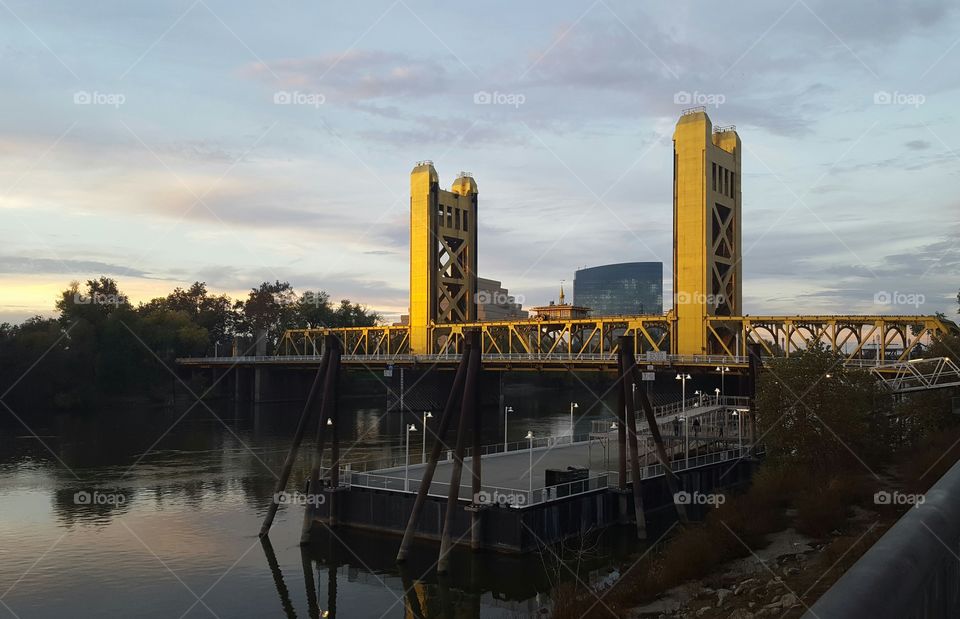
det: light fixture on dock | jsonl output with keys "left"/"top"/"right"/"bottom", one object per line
{"left": 405, "top": 423, "right": 417, "bottom": 492}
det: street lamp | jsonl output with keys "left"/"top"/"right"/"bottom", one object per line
{"left": 503, "top": 406, "right": 514, "bottom": 451}
{"left": 694, "top": 389, "right": 703, "bottom": 406}
{"left": 731, "top": 410, "right": 744, "bottom": 453}
{"left": 607, "top": 422, "right": 617, "bottom": 471}
{"left": 678, "top": 415, "right": 689, "bottom": 463}
{"left": 715, "top": 366, "right": 730, "bottom": 398}
{"left": 569, "top": 402, "right": 579, "bottom": 439}
{"left": 675, "top": 373, "right": 691, "bottom": 410}
{"left": 525, "top": 431, "right": 535, "bottom": 496}
{"left": 421, "top": 411, "right": 433, "bottom": 464}
{"left": 405, "top": 423, "right": 417, "bottom": 492}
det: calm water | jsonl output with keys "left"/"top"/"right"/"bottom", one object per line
{"left": 0, "top": 376, "right": 642, "bottom": 618}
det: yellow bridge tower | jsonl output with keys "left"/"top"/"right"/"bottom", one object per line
{"left": 409, "top": 162, "right": 479, "bottom": 354}
{"left": 673, "top": 108, "right": 742, "bottom": 355}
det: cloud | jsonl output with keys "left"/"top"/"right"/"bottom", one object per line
{"left": 243, "top": 50, "right": 453, "bottom": 103}
{"left": 0, "top": 255, "right": 151, "bottom": 278}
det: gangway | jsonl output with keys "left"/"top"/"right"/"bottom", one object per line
{"left": 871, "top": 357, "right": 960, "bottom": 393}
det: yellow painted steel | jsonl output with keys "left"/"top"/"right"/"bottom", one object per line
{"left": 409, "top": 162, "right": 478, "bottom": 354}
{"left": 280, "top": 315, "right": 956, "bottom": 367}
{"left": 673, "top": 108, "right": 741, "bottom": 355}
{"left": 706, "top": 315, "right": 955, "bottom": 362}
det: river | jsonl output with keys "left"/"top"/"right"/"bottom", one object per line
{"left": 0, "top": 376, "right": 647, "bottom": 618}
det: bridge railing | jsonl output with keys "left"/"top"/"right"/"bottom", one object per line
{"left": 803, "top": 457, "right": 960, "bottom": 619}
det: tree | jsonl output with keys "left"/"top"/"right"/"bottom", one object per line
{"left": 240, "top": 281, "right": 298, "bottom": 351}
{"left": 755, "top": 343, "right": 886, "bottom": 476}
{"left": 56, "top": 277, "right": 131, "bottom": 327}
{"left": 140, "top": 282, "right": 238, "bottom": 354}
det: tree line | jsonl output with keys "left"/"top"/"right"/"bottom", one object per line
{"left": 0, "top": 277, "right": 380, "bottom": 410}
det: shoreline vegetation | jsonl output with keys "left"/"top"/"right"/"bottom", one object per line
{"left": 0, "top": 277, "right": 379, "bottom": 411}
{"left": 551, "top": 338, "right": 960, "bottom": 619}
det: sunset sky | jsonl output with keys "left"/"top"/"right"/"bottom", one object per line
{"left": 1, "top": 0, "right": 958, "bottom": 325}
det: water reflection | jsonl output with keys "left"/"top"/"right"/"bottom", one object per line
{"left": 0, "top": 372, "right": 656, "bottom": 617}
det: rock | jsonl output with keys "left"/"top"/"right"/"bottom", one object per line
{"left": 716, "top": 588, "right": 732, "bottom": 606}
{"left": 785, "top": 566, "right": 800, "bottom": 576}
{"left": 734, "top": 578, "right": 756, "bottom": 595}
{"left": 696, "top": 606, "right": 711, "bottom": 617}
{"left": 727, "top": 610, "right": 754, "bottom": 619}
{"left": 779, "top": 593, "right": 799, "bottom": 608}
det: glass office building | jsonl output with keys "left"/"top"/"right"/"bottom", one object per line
{"left": 573, "top": 262, "right": 663, "bottom": 316}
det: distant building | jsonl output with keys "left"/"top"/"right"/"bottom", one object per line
{"left": 476, "top": 278, "right": 528, "bottom": 321}
{"left": 573, "top": 262, "right": 663, "bottom": 316}
{"left": 530, "top": 285, "right": 590, "bottom": 320}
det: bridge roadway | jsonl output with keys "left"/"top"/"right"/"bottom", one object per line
{"left": 177, "top": 352, "right": 909, "bottom": 373}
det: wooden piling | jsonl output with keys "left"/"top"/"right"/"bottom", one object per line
{"left": 259, "top": 341, "right": 331, "bottom": 538}
{"left": 300, "top": 336, "right": 341, "bottom": 544}
{"left": 621, "top": 336, "right": 689, "bottom": 525}
{"left": 438, "top": 331, "right": 481, "bottom": 573}
{"left": 618, "top": 347, "right": 647, "bottom": 539}
{"left": 396, "top": 337, "right": 471, "bottom": 562}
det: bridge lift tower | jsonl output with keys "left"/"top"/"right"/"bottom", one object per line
{"left": 673, "top": 108, "right": 742, "bottom": 355}
{"left": 409, "top": 162, "right": 479, "bottom": 354}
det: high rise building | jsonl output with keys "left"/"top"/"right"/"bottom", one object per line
{"left": 476, "top": 278, "right": 528, "bottom": 321}
{"left": 673, "top": 107, "right": 742, "bottom": 354}
{"left": 573, "top": 262, "right": 663, "bottom": 316}
{"left": 409, "top": 162, "right": 478, "bottom": 353}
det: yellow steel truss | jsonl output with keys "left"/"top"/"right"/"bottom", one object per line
{"left": 280, "top": 315, "right": 956, "bottom": 362}
{"left": 706, "top": 315, "right": 955, "bottom": 362}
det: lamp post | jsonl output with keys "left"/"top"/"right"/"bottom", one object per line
{"left": 569, "top": 402, "right": 579, "bottom": 439}
{"left": 421, "top": 411, "right": 433, "bottom": 464}
{"left": 607, "top": 422, "right": 617, "bottom": 471}
{"left": 715, "top": 366, "right": 730, "bottom": 398}
{"left": 404, "top": 423, "right": 417, "bottom": 492}
{"left": 503, "top": 406, "right": 514, "bottom": 451}
{"left": 694, "top": 389, "right": 703, "bottom": 406}
{"left": 732, "top": 409, "right": 745, "bottom": 453}
{"left": 678, "top": 415, "right": 689, "bottom": 463}
{"left": 675, "top": 373, "right": 691, "bottom": 411}
{"left": 525, "top": 431, "right": 535, "bottom": 497}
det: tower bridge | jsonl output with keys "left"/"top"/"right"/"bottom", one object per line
{"left": 180, "top": 107, "right": 955, "bottom": 373}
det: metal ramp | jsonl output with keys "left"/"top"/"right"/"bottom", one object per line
{"left": 871, "top": 357, "right": 960, "bottom": 393}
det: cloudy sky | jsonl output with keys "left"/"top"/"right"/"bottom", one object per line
{"left": 1, "top": 0, "right": 958, "bottom": 324}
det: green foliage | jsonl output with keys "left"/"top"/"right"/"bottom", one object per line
{"left": 1, "top": 276, "right": 379, "bottom": 410}
{"left": 755, "top": 343, "right": 887, "bottom": 476}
